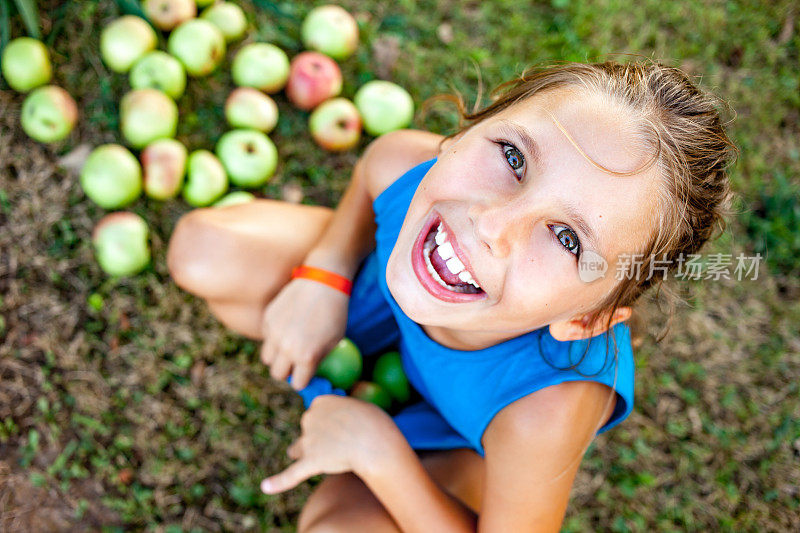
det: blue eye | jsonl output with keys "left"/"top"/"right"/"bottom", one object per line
{"left": 499, "top": 142, "right": 525, "bottom": 180}
{"left": 548, "top": 224, "right": 581, "bottom": 257}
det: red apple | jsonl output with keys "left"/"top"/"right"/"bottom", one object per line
{"left": 143, "top": 0, "right": 196, "bottom": 31}
{"left": 142, "top": 138, "right": 187, "bottom": 200}
{"left": 309, "top": 97, "right": 361, "bottom": 152}
{"left": 285, "top": 51, "right": 342, "bottom": 111}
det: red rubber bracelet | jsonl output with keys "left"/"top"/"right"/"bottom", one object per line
{"left": 291, "top": 265, "right": 353, "bottom": 296}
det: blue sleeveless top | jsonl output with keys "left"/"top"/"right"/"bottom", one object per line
{"left": 289, "top": 158, "right": 635, "bottom": 457}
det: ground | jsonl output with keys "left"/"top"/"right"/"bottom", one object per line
{"left": 0, "top": 0, "right": 799, "bottom": 531}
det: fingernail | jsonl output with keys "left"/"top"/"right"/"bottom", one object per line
{"left": 261, "top": 479, "right": 273, "bottom": 493}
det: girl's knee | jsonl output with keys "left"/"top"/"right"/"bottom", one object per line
{"left": 298, "top": 474, "right": 400, "bottom": 533}
{"left": 167, "top": 209, "right": 218, "bottom": 296}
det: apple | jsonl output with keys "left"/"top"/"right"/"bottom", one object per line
{"left": 80, "top": 144, "right": 142, "bottom": 209}
{"left": 195, "top": 0, "right": 214, "bottom": 6}
{"left": 129, "top": 51, "right": 187, "bottom": 99}
{"left": 316, "top": 338, "right": 362, "bottom": 390}
{"left": 213, "top": 191, "right": 255, "bottom": 208}
{"left": 182, "top": 149, "right": 229, "bottom": 206}
{"left": 120, "top": 88, "right": 178, "bottom": 149}
{"left": 167, "top": 19, "right": 226, "bottom": 77}
{"left": 143, "top": 0, "right": 196, "bottom": 31}
{"left": 351, "top": 381, "right": 392, "bottom": 410}
{"left": 372, "top": 351, "right": 410, "bottom": 404}
{"left": 200, "top": 2, "right": 247, "bottom": 42}
{"left": 1, "top": 37, "right": 51, "bottom": 92}
{"left": 301, "top": 5, "right": 359, "bottom": 61}
{"left": 20, "top": 86, "right": 78, "bottom": 143}
{"left": 231, "top": 43, "right": 289, "bottom": 93}
{"left": 224, "top": 87, "right": 279, "bottom": 133}
{"left": 100, "top": 16, "right": 157, "bottom": 73}
{"left": 309, "top": 97, "right": 361, "bottom": 152}
{"left": 285, "top": 51, "right": 342, "bottom": 111}
{"left": 354, "top": 80, "right": 414, "bottom": 136}
{"left": 215, "top": 129, "right": 278, "bottom": 188}
{"left": 93, "top": 212, "right": 150, "bottom": 277}
{"left": 142, "top": 138, "right": 187, "bottom": 200}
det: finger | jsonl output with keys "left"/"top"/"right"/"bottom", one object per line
{"left": 290, "top": 360, "right": 316, "bottom": 391}
{"left": 286, "top": 440, "right": 302, "bottom": 460}
{"left": 260, "top": 338, "right": 273, "bottom": 366}
{"left": 261, "top": 460, "right": 318, "bottom": 494}
{"left": 269, "top": 356, "right": 292, "bottom": 382}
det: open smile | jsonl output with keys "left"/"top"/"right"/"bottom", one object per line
{"left": 411, "top": 212, "right": 487, "bottom": 303}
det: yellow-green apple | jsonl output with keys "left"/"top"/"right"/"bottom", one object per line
{"left": 120, "top": 88, "right": 178, "bottom": 149}
{"left": 213, "top": 191, "right": 255, "bottom": 208}
{"left": 301, "top": 5, "right": 358, "bottom": 60}
{"left": 200, "top": 2, "right": 247, "bottom": 42}
{"left": 182, "top": 149, "right": 229, "bottom": 206}
{"left": 231, "top": 43, "right": 289, "bottom": 93}
{"left": 93, "top": 212, "right": 150, "bottom": 277}
{"left": 80, "top": 144, "right": 142, "bottom": 209}
{"left": 100, "top": 16, "right": 157, "bottom": 73}
{"left": 309, "top": 97, "right": 361, "bottom": 152}
{"left": 224, "top": 87, "right": 278, "bottom": 133}
{"left": 143, "top": 0, "right": 196, "bottom": 31}
{"left": 167, "top": 19, "right": 226, "bottom": 77}
{"left": 316, "top": 338, "right": 362, "bottom": 390}
{"left": 215, "top": 129, "right": 278, "bottom": 188}
{"left": 20, "top": 86, "right": 78, "bottom": 143}
{"left": 354, "top": 80, "right": 414, "bottom": 136}
{"left": 285, "top": 51, "right": 342, "bottom": 111}
{"left": 195, "top": 0, "right": 213, "bottom": 6}
{"left": 142, "top": 138, "right": 187, "bottom": 200}
{"left": 129, "top": 51, "right": 186, "bottom": 99}
{"left": 1, "top": 37, "right": 51, "bottom": 92}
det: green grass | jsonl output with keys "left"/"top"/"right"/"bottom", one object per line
{"left": 1, "top": 0, "right": 799, "bottom": 531}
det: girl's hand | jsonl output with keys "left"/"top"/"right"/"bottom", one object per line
{"left": 260, "top": 395, "right": 403, "bottom": 494}
{"left": 260, "top": 277, "right": 350, "bottom": 390}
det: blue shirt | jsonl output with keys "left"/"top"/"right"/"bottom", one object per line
{"left": 291, "top": 158, "right": 635, "bottom": 457}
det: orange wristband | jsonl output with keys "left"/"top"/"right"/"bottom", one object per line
{"left": 291, "top": 265, "right": 353, "bottom": 296}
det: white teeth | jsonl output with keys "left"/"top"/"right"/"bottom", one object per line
{"left": 437, "top": 242, "right": 454, "bottom": 260}
{"left": 458, "top": 271, "right": 472, "bottom": 283}
{"left": 435, "top": 228, "right": 447, "bottom": 246}
{"left": 446, "top": 257, "right": 464, "bottom": 275}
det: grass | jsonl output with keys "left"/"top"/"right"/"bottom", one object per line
{"left": 1, "top": 0, "right": 799, "bottom": 531}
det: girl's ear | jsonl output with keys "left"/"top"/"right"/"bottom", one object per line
{"left": 548, "top": 306, "right": 632, "bottom": 342}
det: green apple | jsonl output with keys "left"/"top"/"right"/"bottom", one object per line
{"left": 142, "top": 138, "right": 187, "bottom": 200}
{"left": 351, "top": 381, "right": 392, "bottom": 411}
{"left": 301, "top": 5, "right": 359, "bottom": 61}
{"left": 120, "top": 88, "right": 178, "bottom": 149}
{"left": 213, "top": 191, "right": 255, "bottom": 208}
{"left": 20, "top": 86, "right": 78, "bottom": 143}
{"left": 372, "top": 351, "right": 410, "bottom": 404}
{"left": 316, "top": 338, "right": 362, "bottom": 390}
{"left": 1, "top": 37, "right": 52, "bottom": 92}
{"left": 129, "top": 51, "right": 186, "bottom": 99}
{"left": 100, "top": 16, "right": 157, "bottom": 73}
{"left": 92, "top": 212, "right": 150, "bottom": 277}
{"left": 182, "top": 149, "right": 229, "bottom": 206}
{"left": 168, "top": 19, "right": 226, "bottom": 77}
{"left": 80, "top": 144, "right": 142, "bottom": 209}
{"left": 215, "top": 129, "right": 278, "bottom": 188}
{"left": 225, "top": 87, "right": 278, "bottom": 133}
{"left": 143, "top": 0, "right": 196, "bottom": 31}
{"left": 309, "top": 97, "right": 361, "bottom": 152}
{"left": 201, "top": 2, "right": 247, "bottom": 42}
{"left": 195, "top": 0, "right": 214, "bottom": 6}
{"left": 354, "top": 80, "right": 414, "bottom": 136}
{"left": 231, "top": 43, "right": 289, "bottom": 93}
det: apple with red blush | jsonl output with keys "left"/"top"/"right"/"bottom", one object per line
{"left": 285, "top": 51, "right": 342, "bottom": 111}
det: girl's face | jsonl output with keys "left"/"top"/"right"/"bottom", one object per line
{"left": 385, "top": 88, "right": 660, "bottom": 349}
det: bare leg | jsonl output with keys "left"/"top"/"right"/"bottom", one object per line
{"left": 297, "top": 448, "right": 484, "bottom": 533}
{"left": 167, "top": 200, "right": 334, "bottom": 338}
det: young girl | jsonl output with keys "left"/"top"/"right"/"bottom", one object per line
{"left": 167, "top": 61, "right": 734, "bottom": 532}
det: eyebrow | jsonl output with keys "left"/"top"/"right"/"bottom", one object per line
{"left": 497, "top": 119, "right": 541, "bottom": 168}
{"left": 560, "top": 200, "right": 603, "bottom": 257}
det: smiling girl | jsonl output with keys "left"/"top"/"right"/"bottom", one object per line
{"left": 167, "top": 61, "right": 734, "bottom": 531}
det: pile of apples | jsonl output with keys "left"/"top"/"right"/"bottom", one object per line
{"left": 1, "top": 1, "right": 415, "bottom": 277}
{"left": 317, "top": 339, "right": 412, "bottom": 412}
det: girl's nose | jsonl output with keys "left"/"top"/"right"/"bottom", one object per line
{"left": 468, "top": 202, "right": 520, "bottom": 258}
